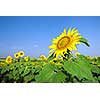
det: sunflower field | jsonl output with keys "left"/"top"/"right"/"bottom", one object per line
{"left": 0, "top": 28, "right": 100, "bottom": 83}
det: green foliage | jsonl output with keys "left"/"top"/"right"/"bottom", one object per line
{"left": 47, "top": 52, "right": 56, "bottom": 61}
{"left": 64, "top": 56, "right": 94, "bottom": 82}
{"left": 80, "top": 37, "right": 90, "bottom": 47}
{"left": 49, "top": 71, "right": 66, "bottom": 83}
{"left": 35, "top": 64, "right": 55, "bottom": 82}
{"left": 35, "top": 64, "right": 66, "bottom": 83}
{"left": 1, "top": 55, "right": 100, "bottom": 83}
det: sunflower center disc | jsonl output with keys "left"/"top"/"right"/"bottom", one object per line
{"left": 57, "top": 36, "right": 70, "bottom": 49}
{"left": 8, "top": 58, "right": 11, "bottom": 61}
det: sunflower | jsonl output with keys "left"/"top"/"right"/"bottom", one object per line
{"left": 39, "top": 55, "right": 47, "bottom": 60}
{"left": 14, "top": 52, "right": 19, "bottom": 58}
{"left": 6, "top": 56, "right": 12, "bottom": 64}
{"left": 24, "top": 56, "right": 29, "bottom": 62}
{"left": 0, "top": 62, "right": 5, "bottom": 66}
{"left": 49, "top": 28, "right": 81, "bottom": 58}
{"left": 75, "top": 52, "right": 80, "bottom": 57}
{"left": 19, "top": 51, "right": 24, "bottom": 57}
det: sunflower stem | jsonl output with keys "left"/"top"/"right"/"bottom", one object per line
{"left": 62, "top": 50, "right": 72, "bottom": 61}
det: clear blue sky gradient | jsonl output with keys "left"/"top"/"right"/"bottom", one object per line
{"left": 0, "top": 16, "right": 100, "bottom": 57}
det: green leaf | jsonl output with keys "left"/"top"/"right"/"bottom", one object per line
{"left": 21, "top": 67, "right": 30, "bottom": 77}
{"left": 0, "top": 66, "right": 10, "bottom": 74}
{"left": 96, "top": 57, "right": 100, "bottom": 65}
{"left": 18, "top": 65, "right": 25, "bottom": 74}
{"left": 11, "top": 68, "right": 19, "bottom": 80}
{"left": 34, "top": 65, "right": 42, "bottom": 73}
{"left": 35, "top": 63, "right": 65, "bottom": 83}
{"left": 63, "top": 59, "right": 94, "bottom": 81}
{"left": 35, "top": 64, "right": 55, "bottom": 82}
{"left": 97, "top": 76, "right": 100, "bottom": 82}
{"left": 7, "top": 74, "right": 13, "bottom": 81}
{"left": 24, "top": 74, "right": 35, "bottom": 82}
{"left": 97, "top": 57, "right": 100, "bottom": 62}
{"left": 47, "top": 52, "right": 56, "bottom": 61}
{"left": 80, "top": 37, "right": 90, "bottom": 47}
{"left": 49, "top": 71, "right": 66, "bottom": 83}
{"left": 81, "top": 78, "right": 98, "bottom": 83}
{"left": 91, "top": 65, "right": 100, "bottom": 74}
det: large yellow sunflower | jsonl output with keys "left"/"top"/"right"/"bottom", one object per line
{"left": 49, "top": 28, "right": 81, "bottom": 58}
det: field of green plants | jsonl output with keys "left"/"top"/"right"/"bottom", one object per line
{"left": 0, "top": 28, "right": 100, "bottom": 83}
{"left": 0, "top": 53, "right": 100, "bottom": 83}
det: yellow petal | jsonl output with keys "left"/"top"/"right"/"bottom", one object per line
{"left": 52, "top": 38, "right": 58, "bottom": 44}
{"left": 55, "top": 52, "right": 60, "bottom": 58}
{"left": 72, "top": 28, "right": 78, "bottom": 33}
{"left": 60, "top": 32, "right": 66, "bottom": 38}
{"left": 64, "top": 28, "right": 66, "bottom": 33}
{"left": 49, "top": 49, "right": 54, "bottom": 53}
{"left": 72, "top": 45, "right": 77, "bottom": 50}
{"left": 48, "top": 45, "right": 56, "bottom": 49}
{"left": 67, "top": 28, "right": 72, "bottom": 36}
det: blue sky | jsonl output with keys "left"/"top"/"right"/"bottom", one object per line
{"left": 0, "top": 16, "right": 100, "bottom": 58}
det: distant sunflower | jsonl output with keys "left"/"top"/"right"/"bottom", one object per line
{"left": 6, "top": 56, "right": 12, "bottom": 64}
{"left": 0, "top": 62, "right": 5, "bottom": 66}
{"left": 39, "top": 55, "right": 47, "bottom": 60}
{"left": 14, "top": 53, "right": 19, "bottom": 58}
{"left": 49, "top": 28, "right": 81, "bottom": 58}
{"left": 19, "top": 51, "right": 24, "bottom": 57}
{"left": 75, "top": 52, "right": 80, "bottom": 57}
{"left": 24, "top": 56, "right": 29, "bottom": 62}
